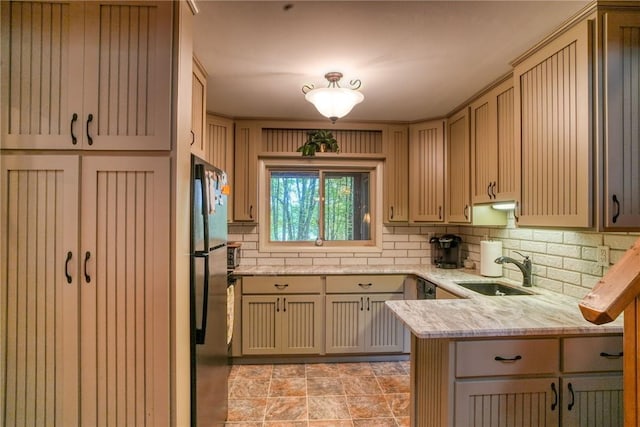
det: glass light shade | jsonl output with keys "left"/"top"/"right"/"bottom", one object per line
{"left": 305, "top": 87, "right": 364, "bottom": 121}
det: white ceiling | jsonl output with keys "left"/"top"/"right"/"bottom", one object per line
{"left": 193, "top": 1, "right": 589, "bottom": 123}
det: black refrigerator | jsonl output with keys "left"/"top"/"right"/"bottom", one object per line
{"left": 190, "top": 155, "right": 229, "bottom": 426}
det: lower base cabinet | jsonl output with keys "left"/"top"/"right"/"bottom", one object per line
{"left": 455, "top": 377, "right": 558, "bottom": 426}
{"left": 242, "top": 294, "right": 322, "bottom": 355}
{"left": 325, "top": 293, "right": 404, "bottom": 353}
{"left": 561, "top": 376, "right": 623, "bottom": 427}
{"left": 411, "top": 335, "right": 623, "bottom": 427}
{"left": 239, "top": 274, "right": 408, "bottom": 356}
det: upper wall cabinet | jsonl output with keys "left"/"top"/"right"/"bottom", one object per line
{"left": 0, "top": 1, "right": 172, "bottom": 151}
{"left": 191, "top": 57, "right": 208, "bottom": 158}
{"left": 603, "top": 11, "right": 640, "bottom": 229}
{"left": 207, "top": 114, "right": 234, "bottom": 221}
{"left": 446, "top": 108, "right": 471, "bottom": 223}
{"left": 409, "top": 120, "right": 445, "bottom": 222}
{"left": 471, "top": 79, "right": 518, "bottom": 204}
{"left": 233, "top": 121, "right": 259, "bottom": 222}
{"left": 383, "top": 125, "right": 409, "bottom": 223}
{"left": 513, "top": 19, "right": 592, "bottom": 227}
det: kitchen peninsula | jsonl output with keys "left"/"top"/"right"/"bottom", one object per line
{"left": 233, "top": 265, "right": 624, "bottom": 426}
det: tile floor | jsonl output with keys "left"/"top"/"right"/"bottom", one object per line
{"left": 225, "top": 361, "right": 411, "bottom": 427}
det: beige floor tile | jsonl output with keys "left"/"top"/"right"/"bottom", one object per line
{"left": 396, "top": 416, "right": 411, "bottom": 427}
{"left": 272, "top": 364, "right": 306, "bottom": 378}
{"left": 308, "top": 396, "right": 351, "bottom": 420}
{"left": 269, "top": 378, "right": 306, "bottom": 397}
{"left": 226, "top": 398, "right": 267, "bottom": 422}
{"left": 236, "top": 364, "right": 273, "bottom": 380}
{"left": 346, "top": 395, "right": 393, "bottom": 419}
{"left": 342, "top": 376, "right": 383, "bottom": 396}
{"left": 308, "top": 421, "right": 354, "bottom": 427}
{"left": 352, "top": 418, "right": 397, "bottom": 426}
{"left": 263, "top": 422, "right": 309, "bottom": 427}
{"left": 337, "top": 362, "right": 374, "bottom": 377}
{"left": 264, "top": 397, "right": 308, "bottom": 421}
{"left": 384, "top": 393, "right": 410, "bottom": 418}
{"left": 377, "top": 376, "right": 410, "bottom": 394}
{"left": 229, "top": 378, "right": 270, "bottom": 398}
{"left": 307, "top": 377, "right": 345, "bottom": 396}
{"left": 306, "top": 363, "right": 342, "bottom": 378}
{"left": 370, "top": 361, "right": 407, "bottom": 377}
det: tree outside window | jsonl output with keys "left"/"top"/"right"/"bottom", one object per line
{"left": 269, "top": 168, "right": 371, "bottom": 244}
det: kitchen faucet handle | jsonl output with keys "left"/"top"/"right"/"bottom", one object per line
{"left": 513, "top": 250, "right": 530, "bottom": 260}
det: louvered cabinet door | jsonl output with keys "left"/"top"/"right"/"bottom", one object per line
{"left": 383, "top": 125, "right": 409, "bottom": 223}
{"left": 233, "top": 121, "right": 259, "bottom": 221}
{"left": 561, "top": 376, "right": 623, "bottom": 427}
{"left": 447, "top": 109, "right": 471, "bottom": 223}
{"left": 82, "top": 1, "right": 172, "bottom": 150}
{"left": 365, "top": 293, "right": 404, "bottom": 353}
{"left": 603, "top": 12, "right": 640, "bottom": 229}
{"left": 471, "top": 95, "right": 498, "bottom": 204}
{"left": 495, "top": 84, "right": 518, "bottom": 202}
{"left": 0, "top": 155, "right": 80, "bottom": 426}
{"left": 191, "top": 57, "right": 208, "bottom": 159}
{"left": 241, "top": 296, "right": 279, "bottom": 355}
{"left": 409, "top": 120, "right": 445, "bottom": 222}
{"left": 455, "top": 378, "right": 559, "bottom": 427}
{"left": 514, "top": 19, "right": 592, "bottom": 227}
{"left": 206, "top": 115, "right": 235, "bottom": 220}
{"left": 0, "top": 1, "right": 84, "bottom": 149}
{"left": 325, "top": 295, "right": 365, "bottom": 353}
{"left": 280, "top": 295, "right": 323, "bottom": 355}
{"left": 79, "top": 156, "right": 170, "bottom": 426}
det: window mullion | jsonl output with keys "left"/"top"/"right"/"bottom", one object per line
{"left": 318, "top": 170, "right": 325, "bottom": 241}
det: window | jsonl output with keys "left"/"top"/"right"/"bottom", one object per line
{"left": 259, "top": 159, "right": 381, "bottom": 251}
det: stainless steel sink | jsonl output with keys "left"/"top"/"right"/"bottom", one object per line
{"left": 454, "top": 281, "right": 535, "bottom": 296}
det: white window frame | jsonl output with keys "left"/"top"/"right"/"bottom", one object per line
{"left": 258, "top": 158, "right": 383, "bottom": 253}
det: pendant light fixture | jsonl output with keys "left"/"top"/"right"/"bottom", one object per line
{"left": 302, "top": 72, "right": 364, "bottom": 123}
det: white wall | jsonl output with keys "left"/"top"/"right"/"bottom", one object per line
{"left": 230, "top": 214, "right": 640, "bottom": 299}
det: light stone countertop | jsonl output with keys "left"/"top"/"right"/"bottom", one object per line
{"left": 232, "top": 264, "right": 623, "bottom": 339}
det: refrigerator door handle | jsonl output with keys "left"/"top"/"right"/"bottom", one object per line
{"left": 196, "top": 164, "right": 210, "bottom": 249}
{"left": 194, "top": 251, "right": 210, "bottom": 345}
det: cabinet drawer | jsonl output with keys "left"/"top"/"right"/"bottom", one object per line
{"left": 326, "top": 275, "right": 405, "bottom": 293}
{"left": 242, "top": 276, "right": 322, "bottom": 294}
{"left": 563, "top": 336, "right": 623, "bottom": 373}
{"left": 456, "top": 339, "right": 559, "bottom": 378}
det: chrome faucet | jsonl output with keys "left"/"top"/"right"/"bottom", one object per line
{"left": 494, "top": 251, "right": 533, "bottom": 287}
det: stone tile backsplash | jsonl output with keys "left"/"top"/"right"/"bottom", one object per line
{"left": 229, "top": 213, "right": 639, "bottom": 299}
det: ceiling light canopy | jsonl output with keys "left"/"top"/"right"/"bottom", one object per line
{"left": 302, "top": 72, "right": 364, "bottom": 123}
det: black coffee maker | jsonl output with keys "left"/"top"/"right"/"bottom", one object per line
{"left": 430, "top": 234, "right": 462, "bottom": 269}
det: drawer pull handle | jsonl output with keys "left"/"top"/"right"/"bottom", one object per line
{"left": 274, "top": 284, "right": 289, "bottom": 290}
{"left": 551, "top": 382, "right": 558, "bottom": 411}
{"left": 366, "top": 296, "right": 370, "bottom": 311}
{"left": 360, "top": 297, "right": 364, "bottom": 311}
{"left": 276, "top": 297, "right": 280, "bottom": 312}
{"left": 358, "top": 283, "right": 372, "bottom": 288}
{"left": 494, "top": 355, "right": 522, "bottom": 363}
{"left": 600, "top": 351, "right": 623, "bottom": 359}
{"left": 283, "top": 297, "right": 287, "bottom": 312}
{"left": 567, "top": 383, "right": 575, "bottom": 411}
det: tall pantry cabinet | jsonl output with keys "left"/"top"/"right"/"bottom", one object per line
{"left": 0, "top": 1, "right": 173, "bottom": 425}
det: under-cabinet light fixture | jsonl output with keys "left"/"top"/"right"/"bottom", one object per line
{"left": 491, "top": 202, "right": 516, "bottom": 211}
{"left": 302, "top": 72, "right": 364, "bottom": 123}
